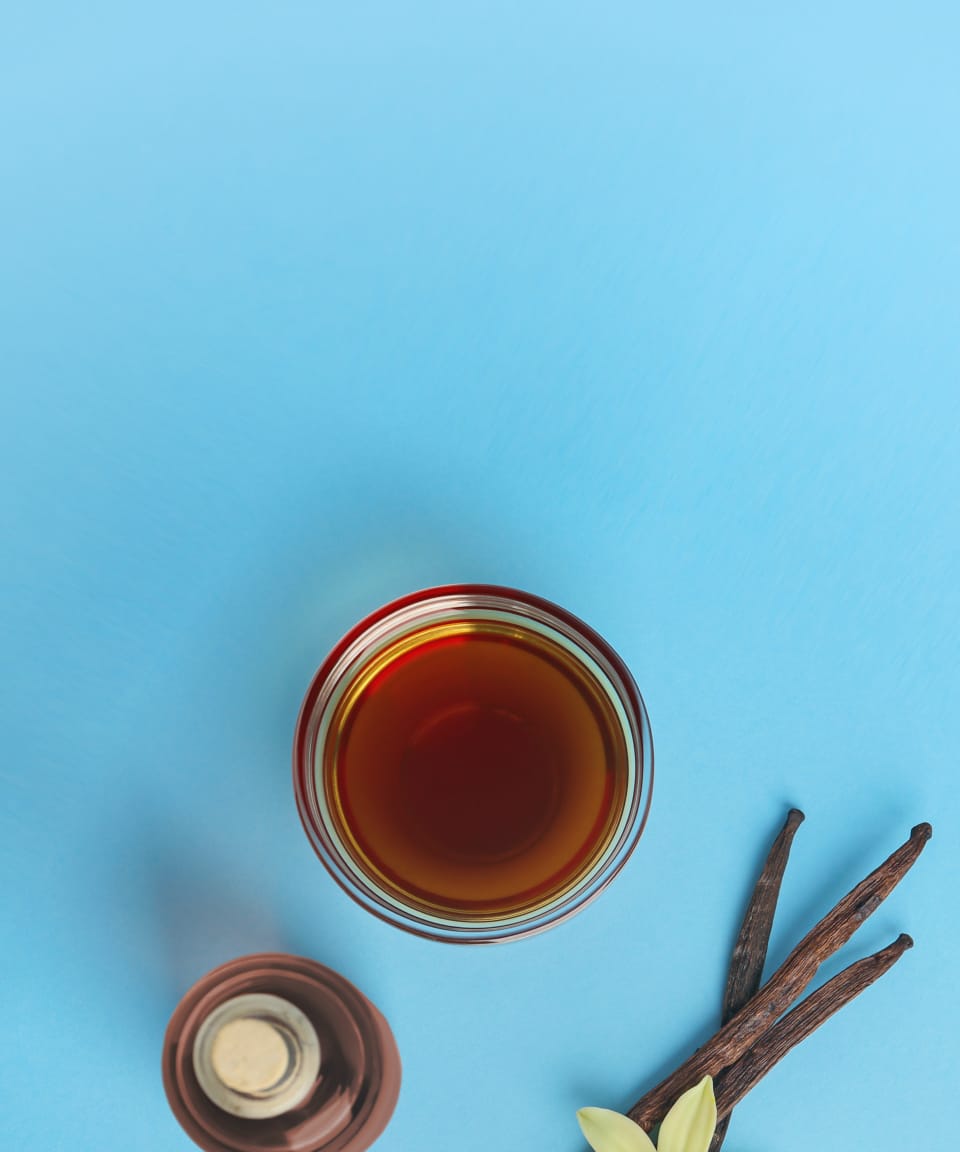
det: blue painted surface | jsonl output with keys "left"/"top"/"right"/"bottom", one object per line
{"left": 2, "top": 4, "right": 957, "bottom": 1149}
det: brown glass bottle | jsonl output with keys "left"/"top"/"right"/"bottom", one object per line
{"left": 162, "top": 954, "right": 401, "bottom": 1152}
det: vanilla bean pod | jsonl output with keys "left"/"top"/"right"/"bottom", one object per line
{"left": 712, "top": 934, "right": 913, "bottom": 1118}
{"left": 711, "top": 808, "right": 804, "bottom": 1151}
{"left": 628, "top": 822, "right": 932, "bottom": 1131}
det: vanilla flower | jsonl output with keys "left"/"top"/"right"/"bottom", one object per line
{"left": 577, "top": 1076, "right": 717, "bottom": 1152}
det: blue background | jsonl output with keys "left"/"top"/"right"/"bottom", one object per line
{"left": 2, "top": 4, "right": 957, "bottom": 1150}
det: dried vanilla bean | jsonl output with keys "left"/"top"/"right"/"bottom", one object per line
{"left": 628, "top": 823, "right": 932, "bottom": 1131}
{"left": 713, "top": 934, "right": 913, "bottom": 1118}
{"left": 711, "top": 808, "right": 804, "bottom": 1151}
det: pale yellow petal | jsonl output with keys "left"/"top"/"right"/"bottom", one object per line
{"left": 576, "top": 1107, "right": 658, "bottom": 1152}
{"left": 656, "top": 1076, "right": 717, "bottom": 1152}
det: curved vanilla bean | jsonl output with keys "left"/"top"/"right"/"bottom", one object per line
{"left": 711, "top": 808, "right": 804, "bottom": 1151}
{"left": 628, "top": 823, "right": 932, "bottom": 1131}
{"left": 713, "top": 934, "right": 913, "bottom": 1118}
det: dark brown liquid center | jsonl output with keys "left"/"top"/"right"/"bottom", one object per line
{"left": 327, "top": 624, "right": 628, "bottom": 919}
{"left": 400, "top": 702, "right": 559, "bottom": 862}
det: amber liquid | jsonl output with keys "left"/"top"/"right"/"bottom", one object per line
{"left": 324, "top": 620, "right": 629, "bottom": 920}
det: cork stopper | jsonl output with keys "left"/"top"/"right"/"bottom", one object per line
{"left": 192, "top": 993, "right": 321, "bottom": 1119}
{"left": 210, "top": 1017, "right": 292, "bottom": 1094}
